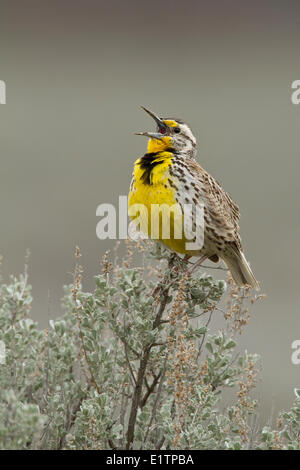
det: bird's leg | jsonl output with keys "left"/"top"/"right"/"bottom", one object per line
{"left": 151, "top": 255, "right": 207, "bottom": 298}
{"left": 158, "top": 255, "right": 207, "bottom": 295}
{"left": 186, "top": 255, "right": 208, "bottom": 277}
{"left": 183, "top": 254, "right": 192, "bottom": 264}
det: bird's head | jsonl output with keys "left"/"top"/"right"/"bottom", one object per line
{"left": 135, "top": 106, "right": 197, "bottom": 158}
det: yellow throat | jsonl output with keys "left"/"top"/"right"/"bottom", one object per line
{"left": 128, "top": 135, "right": 188, "bottom": 254}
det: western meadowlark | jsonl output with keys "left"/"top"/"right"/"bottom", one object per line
{"left": 128, "top": 106, "right": 259, "bottom": 290}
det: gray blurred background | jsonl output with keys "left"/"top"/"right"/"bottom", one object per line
{"left": 1, "top": 0, "right": 300, "bottom": 421}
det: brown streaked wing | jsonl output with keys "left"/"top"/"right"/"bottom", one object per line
{"left": 188, "top": 160, "right": 241, "bottom": 243}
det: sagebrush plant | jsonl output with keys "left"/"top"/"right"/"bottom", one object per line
{"left": 0, "top": 244, "right": 299, "bottom": 450}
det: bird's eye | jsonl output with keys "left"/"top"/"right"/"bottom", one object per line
{"left": 159, "top": 126, "right": 166, "bottom": 134}
{"left": 174, "top": 127, "right": 180, "bottom": 134}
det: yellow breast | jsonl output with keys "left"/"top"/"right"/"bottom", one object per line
{"left": 128, "top": 145, "right": 188, "bottom": 254}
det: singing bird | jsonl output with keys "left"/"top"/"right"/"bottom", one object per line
{"left": 128, "top": 106, "right": 259, "bottom": 290}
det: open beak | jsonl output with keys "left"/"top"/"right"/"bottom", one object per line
{"left": 134, "top": 106, "right": 168, "bottom": 139}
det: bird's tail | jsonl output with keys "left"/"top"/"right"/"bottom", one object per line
{"left": 223, "top": 247, "right": 260, "bottom": 291}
